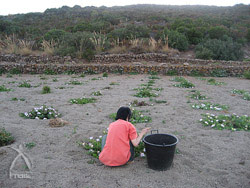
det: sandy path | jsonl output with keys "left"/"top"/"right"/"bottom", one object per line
{"left": 0, "top": 74, "right": 249, "bottom": 188}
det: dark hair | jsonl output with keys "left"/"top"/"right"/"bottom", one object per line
{"left": 115, "top": 107, "right": 132, "bottom": 121}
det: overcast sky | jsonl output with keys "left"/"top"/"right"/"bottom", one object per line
{"left": 1, "top": 0, "right": 249, "bottom": 16}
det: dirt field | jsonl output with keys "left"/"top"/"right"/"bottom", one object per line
{"left": 0, "top": 73, "right": 249, "bottom": 188}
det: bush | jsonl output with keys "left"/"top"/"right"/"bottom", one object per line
{"left": 161, "top": 29, "right": 189, "bottom": 51}
{"left": 56, "top": 32, "right": 95, "bottom": 60}
{"left": 42, "top": 86, "right": 51, "bottom": 94}
{"left": 195, "top": 38, "right": 244, "bottom": 61}
{"left": 243, "top": 71, "right": 250, "bottom": 79}
{"left": 0, "top": 128, "right": 14, "bottom": 147}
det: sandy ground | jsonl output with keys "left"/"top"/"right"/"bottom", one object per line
{"left": 0, "top": 73, "right": 249, "bottom": 188}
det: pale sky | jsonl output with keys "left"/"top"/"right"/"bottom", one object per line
{"left": 0, "top": 0, "right": 249, "bottom": 16}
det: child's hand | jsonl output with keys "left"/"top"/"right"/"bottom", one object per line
{"left": 141, "top": 127, "right": 151, "bottom": 135}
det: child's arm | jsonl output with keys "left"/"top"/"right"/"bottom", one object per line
{"left": 131, "top": 127, "right": 151, "bottom": 147}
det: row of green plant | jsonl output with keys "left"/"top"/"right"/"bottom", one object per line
{"left": 200, "top": 113, "right": 249, "bottom": 131}
{"left": 0, "top": 128, "right": 15, "bottom": 147}
{"left": 191, "top": 102, "right": 228, "bottom": 111}
{"left": 171, "top": 77, "right": 195, "bottom": 88}
{"left": 19, "top": 105, "right": 61, "bottom": 120}
{"left": 232, "top": 89, "right": 250, "bottom": 101}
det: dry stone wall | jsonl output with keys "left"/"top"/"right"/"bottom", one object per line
{"left": 0, "top": 54, "right": 249, "bottom": 76}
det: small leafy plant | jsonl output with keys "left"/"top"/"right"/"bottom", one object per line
{"left": 25, "top": 142, "right": 36, "bottom": 149}
{"left": 18, "top": 81, "right": 31, "bottom": 88}
{"left": 200, "top": 113, "right": 249, "bottom": 131}
{"left": 134, "top": 87, "right": 158, "bottom": 98}
{"left": 148, "top": 75, "right": 160, "bottom": 79}
{"left": 110, "top": 82, "right": 119, "bottom": 85}
{"left": 207, "top": 78, "right": 226, "bottom": 86}
{"left": 20, "top": 105, "right": 61, "bottom": 120}
{"left": 103, "top": 72, "right": 108, "bottom": 77}
{"left": 70, "top": 97, "right": 96, "bottom": 104}
{"left": 0, "top": 85, "right": 11, "bottom": 92}
{"left": 188, "top": 90, "right": 208, "bottom": 100}
{"left": 67, "top": 80, "right": 83, "bottom": 85}
{"left": 191, "top": 102, "right": 228, "bottom": 111}
{"left": 92, "top": 91, "right": 102, "bottom": 96}
{"left": 0, "top": 128, "right": 15, "bottom": 147}
{"left": 11, "top": 97, "right": 25, "bottom": 101}
{"left": 42, "top": 86, "right": 51, "bottom": 94}
{"left": 171, "top": 77, "right": 195, "bottom": 88}
{"left": 232, "top": 89, "right": 250, "bottom": 101}
{"left": 243, "top": 71, "right": 250, "bottom": 79}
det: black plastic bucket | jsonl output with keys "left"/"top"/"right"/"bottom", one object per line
{"left": 143, "top": 130, "right": 178, "bottom": 171}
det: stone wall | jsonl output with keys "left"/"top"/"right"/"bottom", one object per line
{"left": 0, "top": 54, "right": 250, "bottom": 76}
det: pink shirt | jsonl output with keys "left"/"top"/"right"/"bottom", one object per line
{"left": 99, "top": 119, "right": 138, "bottom": 166}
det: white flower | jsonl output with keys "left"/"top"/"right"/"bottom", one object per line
{"left": 205, "top": 121, "right": 208, "bottom": 124}
{"left": 82, "top": 143, "right": 85, "bottom": 146}
{"left": 140, "top": 115, "right": 144, "bottom": 117}
{"left": 35, "top": 117, "right": 39, "bottom": 120}
{"left": 211, "top": 124, "right": 215, "bottom": 128}
{"left": 43, "top": 118, "right": 47, "bottom": 120}
{"left": 24, "top": 112, "right": 28, "bottom": 116}
{"left": 143, "top": 148, "right": 146, "bottom": 152}
{"left": 89, "top": 137, "right": 93, "bottom": 140}
{"left": 221, "top": 124, "right": 225, "bottom": 128}
{"left": 99, "top": 135, "right": 102, "bottom": 138}
{"left": 96, "top": 139, "right": 100, "bottom": 142}
{"left": 140, "top": 153, "right": 145, "bottom": 157}
{"left": 37, "top": 112, "right": 41, "bottom": 115}
{"left": 200, "top": 119, "right": 203, "bottom": 122}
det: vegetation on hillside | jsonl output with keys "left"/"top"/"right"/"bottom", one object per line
{"left": 0, "top": 4, "right": 249, "bottom": 61}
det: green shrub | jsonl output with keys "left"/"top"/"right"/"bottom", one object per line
{"left": 195, "top": 38, "right": 243, "bottom": 61}
{"left": 161, "top": 29, "right": 189, "bottom": 51}
{"left": 42, "top": 86, "right": 51, "bottom": 94}
{"left": 18, "top": 81, "right": 31, "bottom": 88}
{"left": 210, "top": 69, "right": 228, "bottom": 77}
{"left": 0, "top": 85, "right": 11, "bottom": 92}
{"left": 166, "top": 70, "right": 178, "bottom": 76}
{"left": 102, "top": 72, "right": 108, "bottom": 77}
{"left": 243, "top": 71, "right": 250, "bottom": 79}
{"left": 0, "top": 128, "right": 14, "bottom": 147}
{"left": 134, "top": 87, "right": 158, "bottom": 98}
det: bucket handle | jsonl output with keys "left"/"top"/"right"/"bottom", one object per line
{"left": 151, "top": 130, "right": 159, "bottom": 134}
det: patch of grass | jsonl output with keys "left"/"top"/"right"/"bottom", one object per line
{"left": 20, "top": 105, "right": 61, "bottom": 119}
{"left": 188, "top": 90, "right": 208, "bottom": 100}
{"left": 128, "top": 72, "right": 138, "bottom": 75}
{"left": 109, "top": 82, "right": 119, "bottom": 85}
{"left": 200, "top": 113, "right": 249, "bottom": 131}
{"left": 85, "top": 68, "right": 97, "bottom": 75}
{"left": 243, "top": 92, "right": 250, "bottom": 101}
{"left": 42, "top": 86, "right": 51, "bottom": 94}
{"left": 25, "top": 142, "right": 36, "bottom": 149}
{"left": 207, "top": 78, "right": 226, "bottom": 86}
{"left": 80, "top": 73, "right": 85, "bottom": 77}
{"left": 0, "top": 128, "right": 15, "bottom": 147}
{"left": 91, "top": 77, "right": 100, "bottom": 81}
{"left": 0, "top": 85, "right": 11, "bottom": 92}
{"left": 67, "top": 80, "right": 83, "bottom": 85}
{"left": 9, "top": 68, "right": 21, "bottom": 75}
{"left": 231, "top": 89, "right": 250, "bottom": 101}
{"left": 11, "top": 97, "right": 25, "bottom": 101}
{"left": 70, "top": 97, "right": 96, "bottom": 104}
{"left": 166, "top": 70, "right": 178, "bottom": 76}
{"left": 189, "top": 70, "right": 204, "bottom": 77}
{"left": 148, "top": 75, "right": 160, "bottom": 79}
{"left": 52, "top": 78, "right": 58, "bottom": 82}
{"left": 210, "top": 69, "right": 228, "bottom": 77}
{"left": 6, "top": 73, "right": 13, "bottom": 78}
{"left": 44, "top": 69, "right": 56, "bottom": 75}
{"left": 18, "top": 81, "right": 31, "bottom": 88}
{"left": 148, "top": 71, "right": 158, "bottom": 75}
{"left": 243, "top": 71, "right": 250, "bottom": 79}
{"left": 170, "top": 76, "right": 186, "bottom": 82}
{"left": 191, "top": 102, "right": 229, "bottom": 111}
{"left": 173, "top": 80, "right": 195, "bottom": 88}
{"left": 134, "top": 87, "right": 158, "bottom": 98}
{"left": 91, "top": 91, "right": 102, "bottom": 96}
{"left": 102, "top": 72, "right": 108, "bottom": 77}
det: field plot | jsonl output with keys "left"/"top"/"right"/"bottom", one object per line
{"left": 0, "top": 73, "right": 249, "bottom": 188}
